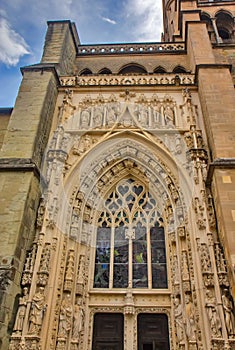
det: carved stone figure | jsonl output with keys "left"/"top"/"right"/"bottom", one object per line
{"left": 174, "top": 295, "right": 184, "bottom": 343}
{"left": 72, "top": 298, "right": 84, "bottom": 338}
{"left": 184, "top": 131, "right": 194, "bottom": 149}
{"left": 28, "top": 287, "right": 46, "bottom": 335}
{"left": 40, "top": 244, "right": 51, "bottom": 272}
{"left": 93, "top": 107, "right": 103, "bottom": 127}
{"left": 185, "top": 293, "right": 197, "bottom": 341}
{"left": 205, "top": 289, "right": 222, "bottom": 337}
{"left": 196, "top": 130, "right": 204, "bottom": 149}
{"left": 58, "top": 293, "right": 73, "bottom": 338}
{"left": 200, "top": 244, "right": 211, "bottom": 273}
{"left": 181, "top": 251, "right": 190, "bottom": 281}
{"left": 64, "top": 250, "right": 75, "bottom": 291}
{"left": 222, "top": 289, "right": 235, "bottom": 337}
{"left": 164, "top": 104, "right": 175, "bottom": 126}
{"left": 137, "top": 105, "right": 149, "bottom": 127}
{"left": 173, "top": 254, "right": 180, "bottom": 286}
{"left": 80, "top": 109, "right": 90, "bottom": 128}
{"left": 13, "top": 287, "right": 28, "bottom": 333}
{"left": 107, "top": 103, "right": 118, "bottom": 126}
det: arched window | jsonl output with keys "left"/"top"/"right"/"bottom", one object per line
{"left": 98, "top": 68, "right": 112, "bottom": 74}
{"left": 200, "top": 13, "right": 215, "bottom": 42}
{"left": 119, "top": 64, "right": 147, "bottom": 74}
{"left": 172, "top": 66, "right": 187, "bottom": 73}
{"left": 216, "top": 11, "right": 234, "bottom": 43}
{"left": 154, "top": 66, "right": 167, "bottom": 73}
{"left": 79, "top": 68, "right": 93, "bottom": 75}
{"left": 94, "top": 178, "right": 168, "bottom": 289}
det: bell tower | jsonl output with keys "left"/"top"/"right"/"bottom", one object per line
{"left": 162, "top": 0, "right": 235, "bottom": 43}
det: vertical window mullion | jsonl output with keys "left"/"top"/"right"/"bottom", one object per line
{"left": 110, "top": 226, "right": 115, "bottom": 289}
{"left": 147, "top": 220, "right": 152, "bottom": 289}
{"left": 129, "top": 236, "right": 133, "bottom": 288}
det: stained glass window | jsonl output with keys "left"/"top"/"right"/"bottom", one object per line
{"left": 94, "top": 179, "right": 168, "bottom": 289}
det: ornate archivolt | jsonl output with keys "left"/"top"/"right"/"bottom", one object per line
{"left": 9, "top": 88, "right": 235, "bottom": 350}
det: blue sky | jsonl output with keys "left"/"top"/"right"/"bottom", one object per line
{"left": 0, "top": 0, "right": 163, "bottom": 107}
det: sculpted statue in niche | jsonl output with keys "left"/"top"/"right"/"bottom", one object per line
{"left": 164, "top": 104, "right": 175, "bottom": 127}
{"left": 152, "top": 105, "right": 162, "bottom": 126}
{"left": 185, "top": 293, "right": 197, "bottom": 341}
{"left": 181, "top": 250, "right": 190, "bottom": 281}
{"left": 184, "top": 131, "right": 194, "bottom": 149}
{"left": 80, "top": 109, "right": 90, "bottom": 129}
{"left": 181, "top": 88, "right": 196, "bottom": 125}
{"left": 13, "top": 287, "right": 28, "bottom": 333}
{"left": 72, "top": 297, "right": 84, "bottom": 339}
{"left": 200, "top": 244, "right": 211, "bottom": 273}
{"left": 64, "top": 250, "right": 75, "bottom": 291}
{"left": 172, "top": 254, "right": 180, "bottom": 285}
{"left": 205, "top": 289, "right": 222, "bottom": 337}
{"left": 195, "top": 130, "right": 205, "bottom": 149}
{"left": 93, "top": 106, "right": 103, "bottom": 127}
{"left": 134, "top": 105, "right": 149, "bottom": 127}
{"left": 201, "top": 160, "right": 207, "bottom": 182}
{"left": 222, "top": 289, "right": 235, "bottom": 337}
{"left": 28, "top": 287, "right": 46, "bottom": 335}
{"left": 58, "top": 293, "right": 73, "bottom": 338}
{"left": 39, "top": 244, "right": 50, "bottom": 273}
{"left": 174, "top": 294, "right": 184, "bottom": 344}
{"left": 106, "top": 103, "right": 120, "bottom": 126}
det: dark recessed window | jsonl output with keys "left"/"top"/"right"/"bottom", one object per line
{"left": 92, "top": 313, "right": 124, "bottom": 350}
{"left": 80, "top": 68, "right": 92, "bottom": 75}
{"left": 138, "top": 314, "right": 170, "bottom": 350}
{"left": 119, "top": 64, "right": 147, "bottom": 74}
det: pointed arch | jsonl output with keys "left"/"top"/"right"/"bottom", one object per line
{"left": 61, "top": 133, "right": 194, "bottom": 242}
{"left": 118, "top": 63, "right": 147, "bottom": 75}
{"left": 200, "top": 12, "right": 212, "bottom": 27}
{"left": 93, "top": 177, "right": 168, "bottom": 289}
{"left": 200, "top": 12, "right": 214, "bottom": 42}
{"left": 79, "top": 68, "right": 93, "bottom": 75}
{"left": 172, "top": 65, "right": 187, "bottom": 73}
{"left": 154, "top": 66, "right": 167, "bottom": 73}
{"left": 98, "top": 68, "right": 112, "bottom": 74}
{"left": 215, "top": 11, "right": 234, "bottom": 42}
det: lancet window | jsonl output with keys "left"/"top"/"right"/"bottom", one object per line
{"left": 94, "top": 178, "right": 168, "bottom": 289}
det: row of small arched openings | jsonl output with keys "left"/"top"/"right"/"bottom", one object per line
{"left": 79, "top": 64, "right": 188, "bottom": 76}
{"left": 200, "top": 10, "right": 235, "bottom": 43}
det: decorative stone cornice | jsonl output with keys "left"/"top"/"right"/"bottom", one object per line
{"left": 0, "top": 158, "right": 45, "bottom": 184}
{"left": 20, "top": 63, "right": 60, "bottom": 84}
{"left": 77, "top": 42, "right": 185, "bottom": 55}
{"left": 206, "top": 158, "right": 235, "bottom": 185}
{"left": 59, "top": 73, "right": 195, "bottom": 87}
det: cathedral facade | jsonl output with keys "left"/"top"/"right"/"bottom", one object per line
{"left": 1, "top": 0, "right": 235, "bottom": 349}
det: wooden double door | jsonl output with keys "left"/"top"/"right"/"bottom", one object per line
{"left": 92, "top": 313, "right": 170, "bottom": 350}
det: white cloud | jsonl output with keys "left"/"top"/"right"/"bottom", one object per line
{"left": 101, "top": 16, "right": 116, "bottom": 25}
{"left": 125, "top": 0, "right": 163, "bottom": 41}
{"left": 0, "top": 17, "right": 30, "bottom": 66}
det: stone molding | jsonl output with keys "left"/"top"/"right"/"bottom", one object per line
{"left": 77, "top": 42, "right": 185, "bottom": 55}
{"left": 0, "top": 157, "right": 40, "bottom": 176}
{"left": 206, "top": 158, "right": 235, "bottom": 185}
{"left": 60, "top": 73, "right": 195, "bottom": 87}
